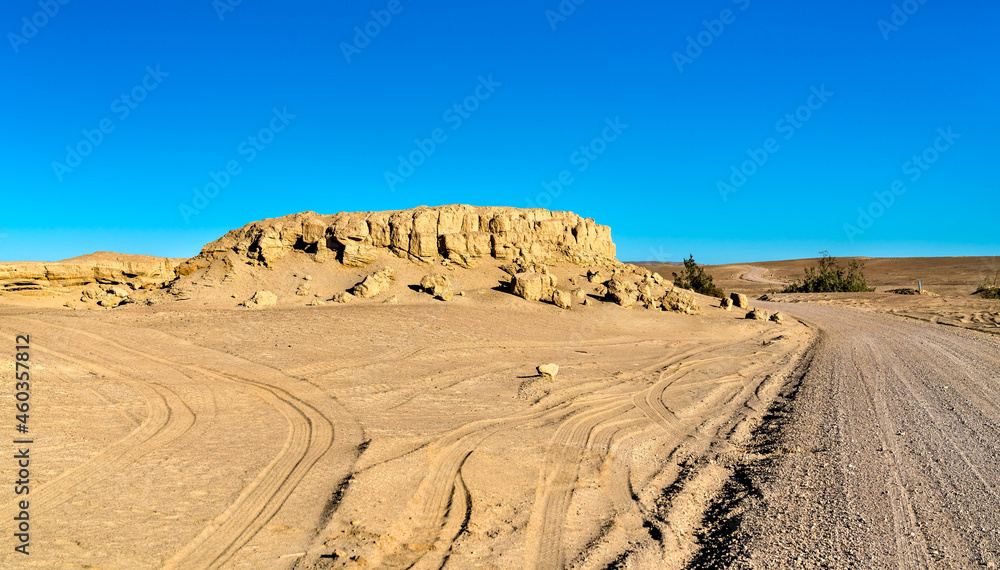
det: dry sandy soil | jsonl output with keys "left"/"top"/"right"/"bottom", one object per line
{"left": 1, "top": 251, "right": 998, "bottom": 569}
{"left": 643, "top": 256, "right": 1000, "bottom": 337}
{"left": 0, "top": 255, "right": 810, "bottom": 569}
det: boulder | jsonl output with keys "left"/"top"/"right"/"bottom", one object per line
{"left": 587, "top": 269, "right": 606, "bottom": 283}
{"left": 570, "top": 288, "right": 586, "bottom": 301}
{"left": 731, "top": 292, "right": 749, "bottom": 309}
{"left": 242, "top": 290, "right": 277, "bottom": 308}
{"left": 435, "top": 288, "right": 454, "bottom": 301}
{"left": 537, "top": 363, "right": 559, "bottom": 378}
{"left": 582, "top": 297, "right": 593, "bottom": 306}
{"left": 661, "top": 289, "right": 701, "bottom": 315}
{"left": 770, "top": 312, "right": 785, "bottom": 325}
{"left": 107, "top": 286, "right": 131, "bottom": 298}
{"left": 511, "top": 272, "right": 557, "bottom": 302}
{"left": 332, "top": 292, "right": 355, "bottom": 304}
{"left": 606, "top": 277, "right": 637, "bottom": 307}
{"left": 295, "top": 283, "right": 311, "bottom": 296}
{"left": 720, "top": 297, "right": 733, "bottom": 311}
{"left": 745, "top": 308, "right": 768, "bottom": 321}
{"left": 350, "top": 267, "right": 395, "bottom": 298}
{"left": 420, "top": 273, "right": 450, "bottom": 292}
{"left": 552, "top": 289, "right": 572, "bottom": 309}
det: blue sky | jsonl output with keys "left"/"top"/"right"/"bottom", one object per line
{"left": 2, "top": 0, "right": 997, "bottom": 263}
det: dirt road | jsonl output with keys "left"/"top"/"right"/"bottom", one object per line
{"left": 739, "top": 266, "right": 788, "bottom": 286}
{"left": 706, "top": 302, "right": 1000, "bottom": 569}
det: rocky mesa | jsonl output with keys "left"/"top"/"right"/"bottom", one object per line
{"left": 177, "top": 204, "right": 617, "bottom": 274}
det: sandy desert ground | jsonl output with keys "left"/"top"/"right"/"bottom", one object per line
{"left": 0, "top": 209, "right": 997, "bottom": 569}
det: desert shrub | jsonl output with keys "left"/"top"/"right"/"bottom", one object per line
{"left": 673, "top": 255, "right": 724, "bottom": 298}
{"left": 782, "top": 252, "right": 872, "bottom": 293}
{"left": 975, "top": 271, "right": 1000, "bottom": 299}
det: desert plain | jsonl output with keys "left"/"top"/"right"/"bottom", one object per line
{"left": 0, "top": 206, "right": 997, "bottom": 569}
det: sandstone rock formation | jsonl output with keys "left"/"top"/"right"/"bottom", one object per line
{"left": 419, "top": 273, "right": 454, "bottom": 300}
{"left": 180, "top": 205, "right": 617, "bottom": 272}
{"left": 731, "top": 292, "right": 749, "bottom": 309}
{"left": 662, "top": 290, "right": 700, "bottom": 315}
{"left": 511, "top": 272, "right": 558, "bottom": 302}
{"left": 0, "top": 253, "right": 181, "bottom": 292}
{"left": 552, "top": 289, "right": 572, "bottom": 309}
{"left": 537, "top": 363, "right": 559, "bottom": 378}
{"left": 350, "top": 268, "right": 395, "bottom": 298}
{"left": 241, "top": 290, "right": 277, "bottom": 308}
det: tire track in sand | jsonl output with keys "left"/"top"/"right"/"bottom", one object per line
{"left": 12, "top": 317, "right": 336, "bottom": 569}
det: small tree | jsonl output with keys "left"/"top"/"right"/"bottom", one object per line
{"left": 673, "top": 255, "right": 724, "bottom": 298}
{"left": 782, "top": 251, "right": 871, "bottom": 293}
{"left": 975, "top": 270, "right": 1000, "bottom": 299}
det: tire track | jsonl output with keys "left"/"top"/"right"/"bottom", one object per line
{"left": 11, "top": 316, "right": 338, "bottom": 569}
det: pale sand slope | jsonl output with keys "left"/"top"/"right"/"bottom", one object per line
{"left": 0, "top": 279, "right": 809, "bottom": 569}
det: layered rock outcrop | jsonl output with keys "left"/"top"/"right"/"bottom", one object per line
{"left": 179, "top": 205, "right": 617, "bottom": 273}
{"left": 0, "top": 254, "right": 181, "bottom": 291}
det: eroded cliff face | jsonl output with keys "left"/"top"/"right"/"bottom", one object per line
{"left": 0, "top": 256, "right": 181, "bottom": 292}
{"left": 178, "top": 205, "right": 617, "bottom": 274}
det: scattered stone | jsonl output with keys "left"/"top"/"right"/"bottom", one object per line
{"left": 435, "top": 288, "right": 454, "bottom": 302}
{"left": 350, "top": 267, "right": 395, "bottom": 298}
{"left": 606, "top": 277, "right": 637, "bottom": 307}
{"left": 570, "top": 288, "right": 586, "bottom": 301}
{"left": 746, "top": 308, "right": 769, "bottom": 321}
{"left": 582, "top": 297, "right": 593, "bottom": 306}
{"left": 552, "top": 289, "right": 572, "bottom": 309}
{"left": 662, "top": 290, "right": 701, "bottom": 315}
{"left": 241, "top": 290, "right": 277, "bottom": 308}
{"left": 383, "top": 295, "right": 399, "bottom": 305}
{"left": 295, "top": 283, "right": 311, "bottom": 296}
{"left": 420, "top": 273, "right": 452, "bottom": 298}
{"left": 97, "top": 298, "right": 120, "bottom": 308}
{"left": 587, "top": 269, "right": 606, "bottom": 283}
{"left": 652, "top": 272, "right": 664, "bottom": 285}
{"left": 593, "top": 284, "right": 608, "bottom": 297}
{"left": 511, "top": 272, "right": 558, "bottom": 302}
{"left": 537, "top": 363, "right": 559, "bottom": 378}
{"left": 770, "top": 312, "right": 785, "bottom": 324}
{"left": 720, "top": 297, "right": 733, "bottom": 311}
{"left": 332, "top": 292, "right": 355, "bottom": 304}
{"left": 308, "top": 299, "right": 326, "bottom": 306}
{"left": 303, "top": 275, "right": 312, "bottom": 281}
{"left": 107, "top": 286, "right": 131, "bottom": 298}
{"left": 731, "top": 292, "right": 749, "bottom": 309}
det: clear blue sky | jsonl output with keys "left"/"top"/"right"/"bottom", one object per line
{"left": 2, "top": 0, "right": 997, "bottom": 263}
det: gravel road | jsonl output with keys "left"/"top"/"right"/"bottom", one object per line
{"left": 714, "top": 302, "right": 1000, "bottom": 569}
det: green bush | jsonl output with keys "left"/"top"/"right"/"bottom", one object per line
{"left": 975, "top": 271, "right": 1000, "bottom": 299}
{"left": 782, "top": 252, "right": 872, "bottom": 293}
{"left": 673, "top": 255, "right": 724, "bottom": 298}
